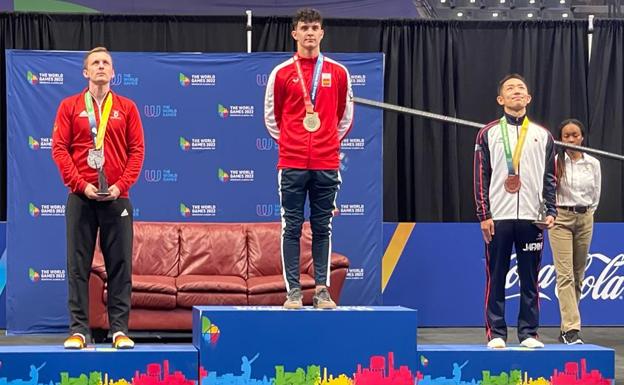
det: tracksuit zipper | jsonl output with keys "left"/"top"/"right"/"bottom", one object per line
{"left": 516, "top": 124, "right": 520, "bottom": 219}
{"left": 307, "top": 131, "right": 312, "bottom": 168}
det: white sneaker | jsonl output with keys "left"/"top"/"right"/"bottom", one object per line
{"left": 487, "top": 337, "right": 506, "bottom": 349}
{"left": 521, "top": 337, "right": 544, "bottom": 348}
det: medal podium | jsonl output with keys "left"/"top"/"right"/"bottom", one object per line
{"left": 192, "top": 306, "right": 418, "bottom": 385}
{"left": 0, "top": 306, "right": 616, "bottom": 385}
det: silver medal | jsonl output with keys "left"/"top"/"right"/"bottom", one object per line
{"left": 87, "top": 148, "right": 105, "bottom": 169}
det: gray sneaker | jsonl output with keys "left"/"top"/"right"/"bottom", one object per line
{"left": 283, "top": 288, "right": 303, "bottom": 309}
{"left": 313, "top": 287, "right": 336, "bottom": 309}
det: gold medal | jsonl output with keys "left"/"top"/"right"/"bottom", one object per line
{"left": 303, "top": 112, "right": 321, "bottom": 132}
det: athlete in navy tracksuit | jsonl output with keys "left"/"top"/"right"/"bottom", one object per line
{"left": 474, "top": 74, "right": 556, "bottom": 348}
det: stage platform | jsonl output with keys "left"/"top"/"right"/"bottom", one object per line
{"left": 193, "top": 305, "right": 418, "bottom": 384}
{"left": 0, "top": 308, "right": 618, "bottom": 385}
{"left": 0, "top": 344, "right": 198, "bottom": 385}
{"left": 417, "top": 344, "right": 615, "bottom": 384}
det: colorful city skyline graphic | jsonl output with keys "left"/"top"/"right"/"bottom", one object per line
{"left": 0, "top": 359, "right": 195, "bottom": 385}
{"left": 0, "top": 354, "right": 613, "bottom": 385}
{"left": 415, "top": 357, "right": 612, "bottom": 385}
{"left": 201, "top": 352, "right": 414, "bottom": 385}
{"left": 199, "top": 352, "right": 612, "bottom": 385}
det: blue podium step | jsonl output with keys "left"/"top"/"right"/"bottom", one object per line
{"left": 417, "top": 344, "right": 614, "bottom": 385}
{"left": 193, "top": 305, "right": 417, "bottom": 385}
{"left": 0, "top": 344, "right": 198, "bottom": 385}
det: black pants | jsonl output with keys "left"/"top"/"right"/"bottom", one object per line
{"left": 66, "top": 193, "right": 133, "bottom": 337}
{"left": 279, "top": 169, "right": 341, "bottom": 291}
{"left": 485, "top": 220, "right": 543, "bottom": 342}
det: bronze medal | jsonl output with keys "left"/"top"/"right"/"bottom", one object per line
{"left": 504, "top": 175, "right": 521, "bottom": 193}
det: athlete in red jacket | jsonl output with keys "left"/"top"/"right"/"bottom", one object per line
{"left": 52, "top": 47, "right": 144, "bottom": 350}
{"left": 264, "top": 8, "right": 354, "bottom": 309}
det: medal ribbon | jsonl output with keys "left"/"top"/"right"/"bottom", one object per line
{"left": 293, "top": 53, "right": 324, "bottom": 114}
{"left": 84, "top": 91, "right": 113, "bottom": 150}
{"left": 499, "top": 116, "right": 529, "bottom": 175}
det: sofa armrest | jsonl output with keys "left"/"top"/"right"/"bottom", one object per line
{"left": 330, "top": 252, "right": 349, "bottom": 269}
{"left": 305, "top": 252, "right": 349, "bottom": 276}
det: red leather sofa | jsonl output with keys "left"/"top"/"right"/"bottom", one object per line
{"left": 89, "top": 222, "right": 350, "bottom": 332}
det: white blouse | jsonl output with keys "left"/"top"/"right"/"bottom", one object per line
{"left": 556, "top": 152, "right": 601, "bottom": 210}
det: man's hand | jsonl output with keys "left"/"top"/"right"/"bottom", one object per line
{"left": 98, "top": 184, "right": 121, "bottom": 201}
{"left": 84, "top": 184, "right": 100, "bottom": 200}
{"left": 480, "top": 218, "right": 495, "bottom": 244}
{"left": 536, "top": 215, "right": 555, "bottom": 230}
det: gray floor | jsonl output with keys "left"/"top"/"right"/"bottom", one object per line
{"left": 0, "top": 328, "right": 621, "bottom": 383}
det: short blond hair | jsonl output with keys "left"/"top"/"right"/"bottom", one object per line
{"left": 83, "top": 47, "right": 112, "bottom": 69}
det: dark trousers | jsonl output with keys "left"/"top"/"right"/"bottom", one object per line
{"left": 66, "top": 193, "right": 133, "bottom": 337}
{"left": 279, "top": 169, "right": 341, "bottom": 291}
{"left": 485, "top": 220, "right": 543, "bottom": 342}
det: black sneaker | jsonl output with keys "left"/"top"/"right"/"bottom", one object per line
{"left": 560, "top": 330, "right": 584, "bottom": 345}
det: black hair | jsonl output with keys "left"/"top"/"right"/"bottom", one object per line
{"left": 556, "top": 118, "right": 586, "bottom": 183}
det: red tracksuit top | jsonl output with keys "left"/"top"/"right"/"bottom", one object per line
{"left": 264, "top": 54, "right": 354, "bottom": 170}
{"left": 52, "top": 90, "right": 145, "bottom": 198}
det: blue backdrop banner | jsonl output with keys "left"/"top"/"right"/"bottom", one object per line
{"left": 6, "top": 50, "right": 383, "bottom": 333}
{"left": 0, "top": 221, "right": 5, "bottom": 329}
{"left": 383, "top": 223, "right": 624, "bottom": 326}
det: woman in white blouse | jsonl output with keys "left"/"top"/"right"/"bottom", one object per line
{"left": 549, "top": 119, "right": 601, "bottom": 345}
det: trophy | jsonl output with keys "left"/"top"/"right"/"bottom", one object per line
{"left": 87, "top": 148, "right": 110, "bottom": 196}
{"left": 533, "top": 195, "right": 549, "bottom": 228}
{"left": 97, "top": 168, "right": 110, "bottom": 196}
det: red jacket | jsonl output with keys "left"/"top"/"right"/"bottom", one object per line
{"left": 264, "top": 55, "right": 354, "bottom": 170}
{"left": 52, "top": 90, "right": 145, "bottom": 198}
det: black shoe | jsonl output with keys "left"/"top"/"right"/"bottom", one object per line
{"left": 560, "top": 330, "right": 584, "bottom": 345}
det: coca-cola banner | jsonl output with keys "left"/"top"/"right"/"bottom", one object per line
{"left": 382, "top": 223, "right": 624, "bottom": 326}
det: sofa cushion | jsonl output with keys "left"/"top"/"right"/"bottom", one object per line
{"left": 176, "top": 275, "right": 247, "bottom": 293}
{"left": 247, "top": 274, "right": 315, "bottom": 294}
{"left": 92, "top": 222, "right": 180, "bottom": 279}
{"left": 103, "top": 289, "right": 177, "bottom": 310}
{"left": 246, "top": 223, "right": 313, "bottom": 278}
{"left": 131, "top": 222, "right": 180, "bottom": 276}
{"left": 177, "top": 293, "right": 248, "bottom": 308}
{"left": 131, "top": 292, "right": 177, "bottom": 310}
{"left": 132, "top": 275, "right": 177, "bottom": 295}
{"left": 102, "top": 275, "right": 177, "bottom": 310}
{"left": 179, "top": 223, "right": 248, "bottom": 278}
